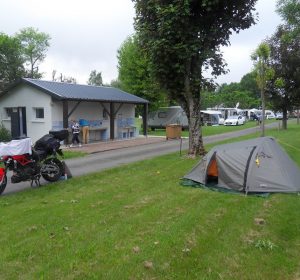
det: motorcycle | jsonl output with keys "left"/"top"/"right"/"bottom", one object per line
{"left": 0, "top": 130, "right": 69, "bottom": 195}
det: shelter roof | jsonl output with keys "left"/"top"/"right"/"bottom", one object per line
{"left": 3, "top": 78, "right": 149, "bottom": 104}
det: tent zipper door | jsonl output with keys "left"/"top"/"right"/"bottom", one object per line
{"left": 242, "top": 146, "right": 257, "bottom": 193}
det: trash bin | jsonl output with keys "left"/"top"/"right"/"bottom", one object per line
{"left": 166, "top": 124, "right": 182, "bottom": 140}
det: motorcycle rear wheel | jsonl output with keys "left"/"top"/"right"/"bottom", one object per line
{"left": 41, "top": 158, "right": 64, "bottom": 182}
{"left": 0, "top": 175, "right": 7, "bottom": 195}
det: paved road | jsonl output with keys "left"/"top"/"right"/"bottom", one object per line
{"left": 2, "top": 123, "right": 275, "bottom": 195}
{"left": 63, "top": 124, "right": 265, "bottom": 177}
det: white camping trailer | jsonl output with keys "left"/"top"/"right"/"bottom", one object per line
{"left": 148, "top": 107, "right": 224, "bottom": 130}
{"left": 148, "top": 106, "right": 189, "bottom": 130}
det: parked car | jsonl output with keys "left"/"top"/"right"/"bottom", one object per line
{"left": 275, "top": 112, "right": 283, "bottom": 120}
{"left": 224, "top": 115, "right": 245, "bottom": 126}
{"left": 265, "top": 110, "right": 276, "bottom": 119}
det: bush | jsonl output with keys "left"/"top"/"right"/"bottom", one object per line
{"left": 0, "top": 123, "right": 11, "bottom": 142}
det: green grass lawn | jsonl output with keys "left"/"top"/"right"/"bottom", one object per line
{"left": 62, "top": 150, "right": 87, "bottom": 159}
{"left": 0, "top": 124, "right": 299, "bottom": 279}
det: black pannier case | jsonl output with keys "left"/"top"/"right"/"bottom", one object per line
{"left": 49, "top": 129, "right": 69, "bottom": 141}
{"left": 34, "top": 134, "right": 60, "bottom": 153}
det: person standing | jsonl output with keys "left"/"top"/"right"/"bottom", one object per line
{"left": 79, "top": 118, "right": 90, "bottom": 144}
{"left": 70, "top": 120, "right": 82, "bottom": 147}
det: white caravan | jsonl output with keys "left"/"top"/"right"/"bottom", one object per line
{"left": 148, "top": 107, "right": 224, "bottom": 130}
{"left": 148, "top": 106, "right": 189, "bottom": 130}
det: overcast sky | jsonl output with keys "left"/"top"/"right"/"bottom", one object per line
{"left": 0, "top": 0, "right": 282, "bottom": 85}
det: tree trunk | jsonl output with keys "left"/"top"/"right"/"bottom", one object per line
{"left": 297, "top": 108, "right": 299, "bottom": 125}
{"left": 181, "top": 59, "right": 206, "bottom": 157}
{"left": 282, "top": 109, "right": 288, "bottom": 130}
{"left": 186, "top": 97, "right": 205, "bottom": 157}
{"left": 261, "top": 89, "right": 265, "bottom": 137}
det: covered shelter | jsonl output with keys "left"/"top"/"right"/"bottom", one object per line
{"left": 0, "top": 78, "right": 149, "bottom": 142}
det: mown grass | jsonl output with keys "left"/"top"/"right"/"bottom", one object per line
{"left": 0, "top": 124, "right": 299, "bottom": 279}
{"left": 62, "top": 150, "right": 87, "bottom": 159}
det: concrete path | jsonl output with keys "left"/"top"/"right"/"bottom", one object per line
{"left": 2, "top": 123, "right": 276, "bottom": 195}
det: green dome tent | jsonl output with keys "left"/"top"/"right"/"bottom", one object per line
{"left": 183, "top": 137, "right": 300, "bottom": 193}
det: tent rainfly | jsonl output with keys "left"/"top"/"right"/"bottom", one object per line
{"left": 183, "top": 137, "right": 300, "bottom": 193}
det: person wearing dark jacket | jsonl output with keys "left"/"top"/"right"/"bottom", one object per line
{"left": 70, "top": 120, "right": 82, "bottom": 147}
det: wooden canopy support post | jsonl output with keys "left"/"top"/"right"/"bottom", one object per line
{"left": 63, "top": 100, "right": 69, "bottom": 144}
{"left": 110, "top": 102, "right": 115, "bottom": 140}
{"left": 101, "top": 102, "right": 123, "bottom": 141}
{"left": 63, "top": 100, "right": 69, "bottom": 129}
{"left": 143, "top": 103, "right": 148, "bottom": 136}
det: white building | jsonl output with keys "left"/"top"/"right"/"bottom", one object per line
{"left": 0, "top": 78, "right": 149, "bottom": 143}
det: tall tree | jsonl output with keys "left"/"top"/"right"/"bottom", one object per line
{"left": 277, "top": 0, "right": 300, "bottom": 38}
{"left": 251, "top": 42, "right": 273, "bottom": 137}
{"left": 216, "top": 82, "right": 241, "bottom": 95}
{"left": 240, "top": 72, "right": 260, "bottom": 99}
{"left": 110, "top": 79, "right": 122, "bottom": 89}
{"left": 276, "top": 0, "right": 300, "bottom": 124}
{"left": 15, "top": 27, "right": 51, "bottom": 79}
{"left": 117, "top": 36, "right": 167, "bottom": 111}
{"left": 202, "top": 89, "right": 259, "bottom": 110}
{"left": 0, "top": 33, "right": 25, "bottom": 91}
{"left": 202, "top": 72, "right": 260, "bottom": 110}
{"left": 267, "top": 26, "right": 300, "bottom": 129}
{"left": 87, "top": 70, "right": 103, "bottom": 86}
{"left": 133, "top": 0, "right": 257, "bottom": 156}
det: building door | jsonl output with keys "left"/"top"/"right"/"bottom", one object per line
{"left": 10, "top": 107, "right": 27, "bottom": 139}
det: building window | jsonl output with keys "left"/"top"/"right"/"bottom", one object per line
{"left": 34, "top": 108, "right": 44, "bottom": 119}
{"left": 158, "top": 112, "right": 167, "bottom": 118}
{"left": 5, "top": 107, "right": 13, "bottom": 118}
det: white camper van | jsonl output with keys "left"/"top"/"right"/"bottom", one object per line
{"left": 208, "top": 107, "right": 243, "bottom": 120}
{"left": 248, "top": 109, "right": 260, "bottom": 120}
{"left": 247, "top": 109, "right": 276, "bottom": 120}
{"left": 201, "top": 110, "right": 224, "bottom": 125}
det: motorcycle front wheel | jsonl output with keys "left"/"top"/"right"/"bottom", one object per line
{"left": 0, "top": 175, "right": 7, "bottom": 195}
{"left": 41, "top": 158, "right": 64, "bottom": 182}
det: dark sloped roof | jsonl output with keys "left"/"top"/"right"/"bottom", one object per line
{"left": 19, "top": 78, "right": 148, "bottom": 104}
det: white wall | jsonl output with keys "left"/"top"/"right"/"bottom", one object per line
{"left": 0, "top": 84, "right": 52, "bottom": 142}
